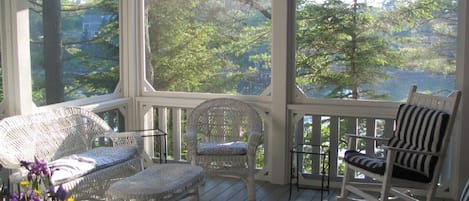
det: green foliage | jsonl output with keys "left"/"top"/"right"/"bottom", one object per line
{"left": 295, "top": 0, "right": 456, "bottom": 100}
{"left": 29, "top": 0, "right": 119, "bottom": 105}
{"left": 24, "top": 0, "right": 455, "bottom": 103}
{"left": 296, "top": 0, "right": 400, "bottom": 99}
{"left": 146, "top": 0, "right": 271, "bottom": 94}
{"left": 388, "top": 0, "right": 457, "bottom": 76}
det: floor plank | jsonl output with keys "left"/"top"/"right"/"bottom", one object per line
{"left": 181, "top": 176, "right": 338, "bottom": 201}
{"left": 183, "top": 176, "right": 451, "bottom": 201}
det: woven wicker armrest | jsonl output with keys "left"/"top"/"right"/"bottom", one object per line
{"left": 248, "top": 131, "right": 262, "bottom": 154}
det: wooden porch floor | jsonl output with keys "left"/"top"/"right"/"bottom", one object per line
{"left": 181, "top": 176, "right": 340, "bottom": 201}
{"left": 180, "top": 176, "right": 450, "bottom": 201}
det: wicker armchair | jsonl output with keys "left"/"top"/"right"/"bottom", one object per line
{"left": 186, "top": 98, "right": 263, "bottom": 201}
{"left": 0, "top": 107, "right": 144, "bottom": 200}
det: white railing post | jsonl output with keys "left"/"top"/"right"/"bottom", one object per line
{"left": 329, "top": 116, "right": 340, "bottom": 178}
{"left": 172, "top": 108, "right": 182, "bottom": 161}
{"left": 158, "top": 107, "right": 168, "bottom": 161}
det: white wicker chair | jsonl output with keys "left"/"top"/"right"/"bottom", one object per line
{"left": 186, "top": 98, "right": 263, "bottom": 201}
{"left": 0, "top": 107, "right": 145, "bottom": 200}
{"left": 337, "top": 85, "right": 461, "bottom": 201}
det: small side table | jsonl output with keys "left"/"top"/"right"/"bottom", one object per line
{"left": 132, "top": 128, "right": 168, "bottom": 163}
{"left": 289, "top": 144, "right": 330, "bottom": 200}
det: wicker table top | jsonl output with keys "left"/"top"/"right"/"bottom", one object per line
{"left": 105, "top": 163, "right": 204, "bottom": 201}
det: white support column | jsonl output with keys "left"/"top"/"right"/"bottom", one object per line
{"left": 0, "top": 0, "right": 33, "bottom": 116}
{"left": 454, "top": 0, "right": 469, "bottom": 199}
{"left": 120, "top": 0, "right": 143, "bottom": 130}
{"left": 269, "top": 0, "right": 295, "bottom": 184}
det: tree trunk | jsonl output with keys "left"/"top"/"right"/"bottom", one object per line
{"left": 145, "top": 1, "right": 154, "bottom": 86}
{"left": 43, "top": 0, "right": 64, "bottom": 104}
{"left": 350, "top": 0, "right": 359, "bottom": 100}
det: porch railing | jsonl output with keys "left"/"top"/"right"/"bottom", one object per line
{"left": 134, "top": 96, "right": 402, "bottom": 186}
{"left": 85, "top": 94, "right": 454, "bottom": 200}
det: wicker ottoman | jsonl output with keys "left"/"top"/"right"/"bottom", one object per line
{"left": 105, "top": 164, "right": 204, "bottom": 201}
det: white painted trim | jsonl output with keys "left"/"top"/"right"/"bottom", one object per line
{"left": 0, "top": 1, "right": 465, "bottom": 199}
{"left": 269, "top": 0, "right": 291, "bottom": 184}
{"left": 120, "top": 0, "right": 143, "bottom": 131}
{"left": 454, "top": 0, "right": 469, "bottom": 199}
{"left": 0, "top": 0, "right": 33, "bottom": 116}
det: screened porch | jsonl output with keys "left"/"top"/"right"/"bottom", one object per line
{"left": 1, "top": 1, "right": 469, "bottom": 201}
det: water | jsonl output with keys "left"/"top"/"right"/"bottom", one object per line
{"left": 375, "top": 69, "right": 455, "bottom": 101}
{"left": 300, "top": 69, "right": 455, "bottom": 101}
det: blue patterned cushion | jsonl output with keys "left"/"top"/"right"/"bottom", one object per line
{"left": 49, "top": 146, "right": 138, "bottom": 185}
{"left": 344, "top": 104, "right": 449, "bottom": 183}
{"left": 198, "top": 141, "right": 247, "bottom": 155}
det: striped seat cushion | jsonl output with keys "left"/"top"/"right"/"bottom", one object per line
{"left": 344, "top": 150, "right": 433, "bottom": 182}
{"left": 344, "top": 104, "right": 449, "bottom": 183}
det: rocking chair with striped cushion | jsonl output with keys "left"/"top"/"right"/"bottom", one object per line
{"left": 337, "top": 85, "right": 461, "bottom": 201}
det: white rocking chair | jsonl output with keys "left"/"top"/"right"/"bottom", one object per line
{"left": 337, "top": 85, "right": 461, "bottom": 201}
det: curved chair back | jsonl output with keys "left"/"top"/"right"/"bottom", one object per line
{"left": 187, "top": 98, "right": 262, "bottom": 144}
{"left": 0, "top": 107, "right": 111, "bottom": 169}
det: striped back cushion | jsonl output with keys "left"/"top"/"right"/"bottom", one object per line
{"left": 388, "top": 104, "right": 450, "bottom": 179}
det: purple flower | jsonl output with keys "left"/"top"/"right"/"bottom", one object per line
{"left": 56, "top": 185, "right": 69, "bottom": 201}
{"left": 28, "top": 190, "right": 41, "bottom": 201}
{"left": 19, "top": 160, "right": 32, "bottom": 170}
{"left": 48, "top": 185, "right": 56, "bottom": 198}
{"left": 9, "top": 193, "right": 19, "bottom": 201}
{"left": 16, "top": 157, "right": 66, "bottom": 200}
{"left": 32, "top": 157, "right": 49, "bottom": 176}
{"left": 20, "top": 157, "right": 54, "bottom": 183}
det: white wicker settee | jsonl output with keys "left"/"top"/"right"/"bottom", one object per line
{"left": 0, "top": 107, "right": 144, "bottom": 200}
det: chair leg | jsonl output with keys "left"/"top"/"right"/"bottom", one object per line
{"left": 380, "top": 184, "right": 391, "bottom": 201}
{"left": 426, "top": 184, "right": 438, "bottom": 201}
{"left": 247, "top": 174, "right": 256, "bottom": 201}
{"left": 189, "top": 187, "right": 200, "bottom": 201}
{"left": 337, "top": 164, "right": 353, "bottom": 200}
{"left": 379, "top": 171, "right": 393, "bottom": 201}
